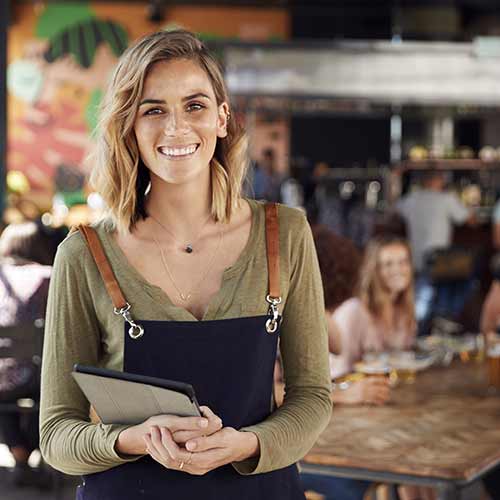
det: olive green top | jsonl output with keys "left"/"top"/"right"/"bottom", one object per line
{"left": 39, "top": 199, "right": 332, "bottom": 476}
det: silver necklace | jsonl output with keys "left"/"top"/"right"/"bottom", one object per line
{"left": 149, "top": 212, "right": 212, "bottom": 254}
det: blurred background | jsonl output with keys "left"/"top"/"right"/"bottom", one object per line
{"left": 2, "top": 1, "right": 500, "bottom": 498}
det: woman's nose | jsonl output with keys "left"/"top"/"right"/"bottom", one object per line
{"left": 163, "top": 110, "right": 188, "bottom": 136}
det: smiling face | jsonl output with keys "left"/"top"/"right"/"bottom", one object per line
{"left": 377, "top": 243, "right": 412, "bottom": 296}
{"left": 133, "top": 58, "right": 228, "bottom": 187}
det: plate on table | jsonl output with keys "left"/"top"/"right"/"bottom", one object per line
{"left": 417, "top": 334, "right": 480, "bottom": 354}
{"left": 354, "top": 351, "right": 437, "bottom": 374}
{"left": 387, "top": 350, "right": 437, "bottom": 371}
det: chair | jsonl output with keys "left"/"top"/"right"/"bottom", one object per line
{"left": 0, "top": 321, "right": 43, "bottom": 409}
{"left": 0, "top": 320, "right": 65, "bottom": 497}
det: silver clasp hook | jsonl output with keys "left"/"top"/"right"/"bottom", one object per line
{"left": 113, "top": 303, "right": 144, "bottom": 340}
{"left": 265, "top": 294, "right": 282, "bottom": 334}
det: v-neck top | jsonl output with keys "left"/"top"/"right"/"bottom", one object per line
{"left": 102, "top": 198, "right": 262, "bottom": 322}
{"left": 39, "top": 199, "right": 332, "bottom": 476}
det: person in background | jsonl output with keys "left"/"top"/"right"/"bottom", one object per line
{"left": 396, "top": 170, "right": 476, "bottom": 328}
{"left": 0, "top": 221, "right": 55, "bottom": 487}
{"left": 280, "top": 163, "right": 304, "bottom": 210}
{"left": 252, "top": 148, "right": 283, "bottom": 202}
{"left": 329, "top": 236, "right": 415, "bottom": 403}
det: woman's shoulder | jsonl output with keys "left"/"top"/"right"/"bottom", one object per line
{"left": 247, "top": 198, "right": 307, "bottom": 226}
{"left": 333, "top": 297, "right": 370, "bottom": 320}
{"left": 55, "top": 219, "right": 111, "bottom": 263}
{"left": 277, "top": 203, "right": 308, "bottom": 231}
{"left": 246, "top": 199, "right": 309, "bottom": 250}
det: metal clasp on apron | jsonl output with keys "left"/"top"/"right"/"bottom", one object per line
{"left": 113, "top": 303, "right": 144, "bottom": 340}
{"left": 265, "top": 295, "right": 282, "bottom": 334}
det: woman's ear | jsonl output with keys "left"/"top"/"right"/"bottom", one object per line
{"left": 216, "top": 102, "right": 229, "bottom": 138}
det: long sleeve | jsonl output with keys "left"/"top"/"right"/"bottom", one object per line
{"left": 234, "top": 213, "right": 332, "bottom": 474}
{"left": 39, "top": 233, "right": 143, "bottom": 475}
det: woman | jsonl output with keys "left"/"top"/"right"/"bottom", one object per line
{"left": 39, "top": 30, "right": 331, "bottom": 500}
{"left": 329, "top": 235, "right": 416, "bottom": 405}
{"left": 0, "top": 222, "right": 53, "bottom": 486}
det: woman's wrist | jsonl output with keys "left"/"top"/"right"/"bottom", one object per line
{"left": 235, "top": 431, "right": 260, "bottom": 462}
{"left": 115, "top": 425, "right": 146, "bottom": 456}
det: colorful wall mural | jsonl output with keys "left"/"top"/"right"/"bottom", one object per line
{"left": 7, "top": 2, "right": 289, "bottom": 212}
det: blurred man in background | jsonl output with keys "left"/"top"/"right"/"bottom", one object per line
{"left": 396, "top": 171, "right": 476, "bottom": 330}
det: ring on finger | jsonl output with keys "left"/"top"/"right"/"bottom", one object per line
{"left": 179, "top": 460, "right": 185, "bottom": 470}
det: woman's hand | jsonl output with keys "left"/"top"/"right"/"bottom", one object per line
{"left": 333, "top": 377, "right": 390, "bottom": 405}
{"left": 115, "top": 406, "right": 222, "bottom": 456}
{"left": 144, "top": 426, "right": 259, "bottom": 475}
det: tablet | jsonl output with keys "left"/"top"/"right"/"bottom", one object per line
{"left": 72, "top": 364, "right": 201, "bottom": 425}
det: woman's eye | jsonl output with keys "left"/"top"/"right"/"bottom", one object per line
{"left": 187, "top": 103, "right": 204, "bottom": 112}
{"left": 144, "top": 108, "right": 163, "bottom": 116}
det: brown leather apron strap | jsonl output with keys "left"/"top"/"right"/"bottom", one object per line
{"left": 75, "top": 225, "right": 128, "bottom": 310}
{"left": 264, "top": 203, "right": 281, "bottom": 334}
{"left": 265, "top": 203, "right": 281, "bottom": 299}
{"left": 73, "top": 225, "right": 144, "bottom": 340}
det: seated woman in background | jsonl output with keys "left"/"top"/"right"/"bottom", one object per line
{"left": 0, "top": 221, "right": 59, "bottom": 487}
{"left": 329, "top": 235, "right": 416, "bottom": 405}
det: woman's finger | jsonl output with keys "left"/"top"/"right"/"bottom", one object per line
{"left": 148, "top": 415, "right": 209, "bottom": 434}
{"left": 144, "top": 432, "right": 164, "bottom": 463}
{"left": 185, "top": 428, "right": 232, "bottom": 453}
{"left": 144, "top": 434, "right": 166, "bottom": 465}
{"left": 199, "top": 406, "right": 223, "bottom": 429}
{"left": 172, "top": 412, "right": 222, "bottom": 444}
{"left": 172, "top": 429, "right": 213, "bottom": 444}
{"left": 158, "top": 426, "right": 194, "bottom": 464}
{"left": 149, "top": 426, "right": 175, "bottom": 462}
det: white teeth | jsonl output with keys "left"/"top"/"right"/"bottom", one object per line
{"left": 160, "top": 145, "right": 197, "bottom": 157}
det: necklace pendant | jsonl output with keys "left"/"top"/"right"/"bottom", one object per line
{"left": 185, "top": 244, "right": 193, "bottom": 254}
{"left": 180, "top": 292, "right": 191, "bottom": 301}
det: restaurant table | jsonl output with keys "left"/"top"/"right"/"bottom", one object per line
{"left": 299, "top": 361, "right": 500, "bottom": 500}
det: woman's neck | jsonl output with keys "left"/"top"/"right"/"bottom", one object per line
{"left": 145, "top": 177, "right": 213, "bottom": 240}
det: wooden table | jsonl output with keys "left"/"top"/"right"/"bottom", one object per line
{"left": 300, "top": 361, "right": 500, "bottom": 500}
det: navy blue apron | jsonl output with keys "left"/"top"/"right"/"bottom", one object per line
{"left": 75, "top": 204, "right": 306, "bottom": 500}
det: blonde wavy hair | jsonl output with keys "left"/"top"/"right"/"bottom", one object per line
{"left": 357, "top": 236, "right": 416, "bottom": 335}
{"left": 90, "top": 30, "right": 248, "bottom": 233}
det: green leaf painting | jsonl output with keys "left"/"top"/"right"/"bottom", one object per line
{"left": 36, "top": 3, "right": 94, "bottom": 39}
{"left": 44, "top": 18, "right": 128, "bottom": 68}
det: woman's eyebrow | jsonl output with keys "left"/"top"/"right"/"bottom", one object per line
{"left": 139, "top": 98, "right": 165, "bottom": 107}
{"left": 139, "top": 93, "right": 211, "bottom": 107}
{"left": 182, "top": 92, "right": 211, "bottom": 101}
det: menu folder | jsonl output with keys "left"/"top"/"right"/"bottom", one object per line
{"left": 72, "top": 364, "right": 201, "bottom": 425}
